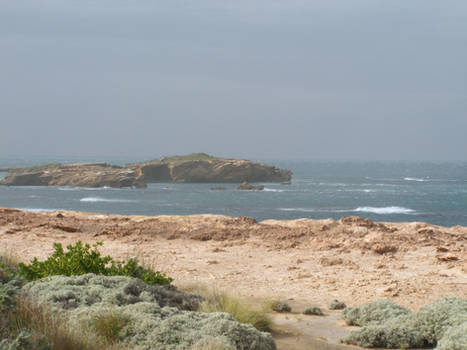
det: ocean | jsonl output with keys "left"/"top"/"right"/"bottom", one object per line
{"left": 0, "top": 157, "right": 466, "bottom": 227}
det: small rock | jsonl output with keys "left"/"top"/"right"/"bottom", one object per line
{"left": 237, "top": 181, "right": 264, "bottom": 190}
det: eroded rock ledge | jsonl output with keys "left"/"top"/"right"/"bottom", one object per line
{"left": 0, "top": 153, "right": 292, "bottom": 188}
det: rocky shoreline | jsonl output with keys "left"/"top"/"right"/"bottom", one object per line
{"left": 0, "top": 154, "right": 292, "bottom": 188}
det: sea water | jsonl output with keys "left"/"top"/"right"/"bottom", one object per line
{"left": 0, "top": 157, "right": 466, "bottom": 227}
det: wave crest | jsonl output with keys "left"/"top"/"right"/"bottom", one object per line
{"left": 263, "top": 188, "right": 284, "bottom": 193}
{"left": 80, "top": 197, "right": 135, "bottom": 203}
{"left": 404, "top": 177, "right": 426, "bottom": 182}
{"left": 354, "top": 206, "right": 415, "bottom": 214}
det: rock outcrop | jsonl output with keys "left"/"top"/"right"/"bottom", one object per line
{"left": 237, "top": 181, "right": 264, "bottom": 190}
{"left": 135, "top": 153, "right": 292, "bottom": 183}
{"left": 0, "top": 163, "right": 146, "bottom": 189}
{"left": 0, "top": 154, "right": 292, "bottom": 188}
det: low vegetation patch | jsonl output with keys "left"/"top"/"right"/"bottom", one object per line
{"left": 8, "top": 163, "right": 63, "bottom": 174}
{"left": 303, "top": 307, "right": 324, "bottom": 316}
{"left": 341, "top": 297, "right": 467, "bottom": 349}
{"left": 194, "top": 288, "right": 272, "bottom": 332}
{"left": 90, "top": 309, "right": 130, "bottom": 344}
{"left": 1, "top": 243, "right": 277, "bottom": 350}
{"left": 23, "top": 275, "right": 276, "bottom": 350}
{"left": 329, "top": 299, "right": 346, "bottom": 310}
{"left": 272, "top": 301, "right": 291, "bottom": 313}
{"left": 342, "top": 299, "right": 411, "bottom": 326}
{"left": 18, "top": 241, "right": 172, "bottom": 285}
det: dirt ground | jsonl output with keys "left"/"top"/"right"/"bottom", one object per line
{"left": 1, "top": 207, "right": 466, "bottom": 349}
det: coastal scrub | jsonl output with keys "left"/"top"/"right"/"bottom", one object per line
{"left": 22, "top": 274, "right": 277, "bottom": 350}
{"left": 341, "top": 297, "right": 467, "bottom": 349}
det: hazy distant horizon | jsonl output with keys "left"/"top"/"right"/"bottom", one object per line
{"left": 1, "top": 153, "right": 467, "bottom": 165}
{"left": 1, "top": 1, "right": 466, "bottom": 161}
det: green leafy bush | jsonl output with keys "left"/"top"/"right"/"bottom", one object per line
{"left": 18, "top": 242, "right": 172, "bottom": 285}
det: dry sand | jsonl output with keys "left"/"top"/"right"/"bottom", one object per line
{"left": 1, "top": 207, "right": 466, "bottom": 349}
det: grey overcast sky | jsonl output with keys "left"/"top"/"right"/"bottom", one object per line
{"left": 1, "top": 1, "right": 466, "bottom": 160}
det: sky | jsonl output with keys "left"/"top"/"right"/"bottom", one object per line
{"left": 1, "top": 0, "right": 466, "bottom": 161}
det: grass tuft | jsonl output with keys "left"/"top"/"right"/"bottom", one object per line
{"left": 183, "top": 285, "right": 273, "bottom": 332}
{"left": 10, "top": 295, "right": 113, "bottom": 350}
{"left": 90, "top": 310, "right": 130, "bottom": 344}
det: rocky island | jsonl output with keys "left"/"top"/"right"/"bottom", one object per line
{"left": 0, "top": 153, "right": 292, "bottom": 188}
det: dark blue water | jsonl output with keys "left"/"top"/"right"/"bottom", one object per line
{"left": 0, "top": 157, "right": 466, "bottom": 227}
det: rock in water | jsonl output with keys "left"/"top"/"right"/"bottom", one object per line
{"left": 237, "top": 181, "right": 264, "bottom": 190}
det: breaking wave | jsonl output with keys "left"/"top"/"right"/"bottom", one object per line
{"left": 278, "top": 207, "right": 317, "bottom": 212}
{"left": 80, "top": 197, "right": 136, "bottom": 203}
{"left": 263, "top": 188, "right": 284, "bottom": 192}
{"left": 354, "top": 206, "right": 415, "bottom": 214}
{"left": 16, "top": 208, "right": 58, "bottom": 212}
{"left": 278, "top": 206, "right": 416, "bottom": 215}
{"left": 59, "top": 186, "right": 112, "bottom": 191}
{"left": 404, "top": 177, "right": 426, "bottom": 182}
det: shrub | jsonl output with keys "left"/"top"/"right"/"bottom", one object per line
{"left": 7, "top": 295, "right": 110, "bottom": 350}
{"left": 342, "top": 299, "right": 411, "bottom": 326}
{"left": 303, "top": 307, "right": 324, "bottom": 316}
{"left": 18, "top": 242, "right": 172, "bottom": 285}
{"left": 436, "top": 321, "right": 467, "bottom": 350}
{"left": 190, "top": 337, "right": 236, "bottom": 350}
{"left": 272, "top": 301, "right": 291, "bottom": 313}
{"left": 329, "top": 299, "right": 346, "bottom": 310}
{"left": 22, "top": 275, "right": 277, "bottom": 350}
{"left": 0, "top": 329, "right": 49, "bottom": 350}
{"left": 0, "top": 255, "right": 21, "bottom": 284}
{"left": 341, "top": 297, "right": 467, "bottom": 349}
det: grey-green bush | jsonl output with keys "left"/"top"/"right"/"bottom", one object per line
{"left": 272, "top": 301, "right": 291, "bottom": 313}
{"left": 22, "top": 274, "right": 276, "bottom": 350}
{"left": 329, "top": 299, "right": 346, "bottom": 310}
{"left": 436, "top": 321, "right": 467, "bottom": 350}
{"left": 341, "top": 297, "right": 467, "bottom": 349}
{"left": 303, "top": 307, "right": 323, "bottom": 316}
{"left": 342, "top": 299, "right": 412, "bottom": 326}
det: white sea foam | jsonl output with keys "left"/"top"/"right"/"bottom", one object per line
{"left": 279, "top": 206, "right": 416, "bottom": 215}
{"left": 59, "top": 186, "right": 112, "bottom": 191}
{"left": 278, "top": 207, "right": 317, "bottom": 212}
{"left": 80, "top": 197, "right": 135, "bottom": 203}
{"left": 354, "top": 206, "right": 415, "bottom": 214}
{"left": 263, "top": 188, "right": 284, "bottom": 192}
{"left": 404, "top": 177, "right": 426, "bottom": 182}
{"left": 17, "top": 208, "right": 58, "bottom": 213}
